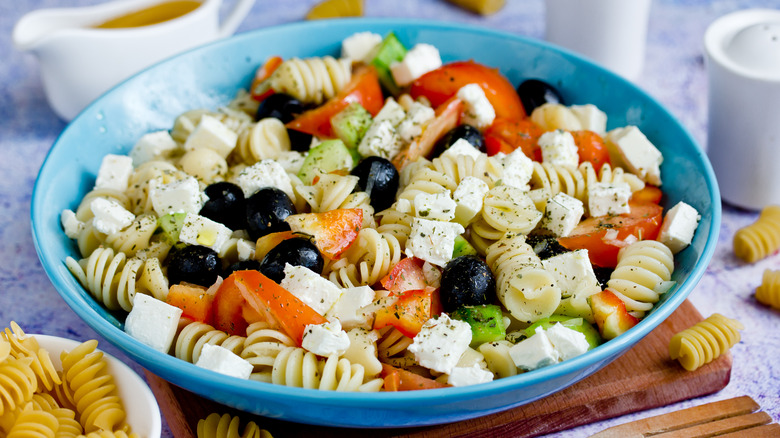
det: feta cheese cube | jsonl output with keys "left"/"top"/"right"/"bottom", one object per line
{"left": 538, "top": 130, "right": 579, "bottom": 168}
{"left": 546, "top": 323, "right": 590, "bottom": 361}
{"left": 606, "top": 126, "right": 663, "bottom": 186}
{"left": 447, "top": 364, "right": 494, "bottom": 387}
{"left": 541, "top": 192, "right": 584, "bottom": 237}
{"left": 90, "top": 197, "right": 134, "bottom": 235}
{"left": 414, "top": 191, "right": 457, "bottom": 222}
{"left": 343, "top": 328, "right": 382, "bottom": 376}
{"left": 542, "top": 249, "right": 600, "bottom": 298}
{"left": 500, "top": 148, "right": 535, "bottom": 191}
{"left": 453, "top": 176, "right": 489, "bottom": 225}
{"left": 129, "top": 131, "right": 178, "bottom": 166}
{"left": 61, "top": 209, "right": 84, "bottom": 239}
{"left": 658, "top": 201, "right": 701, "bottom": 253}
{"left": 373, "top": 97, "right": 407, "bottom": 126}
{"left": 125, "top": 293, "right": 182, "bottom": 353}
{"left": 357, "top": 119, "right": 401, "bottom": 159}
{"left": 95, "top": 154, "right": 133, "bottom": 191}
{"left": 441, "top": 138, "right": 482, "bottom": 160}
{"left": 195, "top": 344, "right": 253, "bottom": 379}
{"left": 394, "top": 198, "right": 413, "bottom": 214}
{"left": 588, "top": 182, "right": 631, "bottom": 217}
{"left": 184, "top": 114, "right": 238, "bottom": 159}
{"left": 236, "top": 238, "right": 256, "bottom": 261}
{"left": 408, "top": 314, "right": 472, "bottom": 374}
{"left": 178, "top": 213, "right": 233, "bottom": 252}
{"left": 509, "top": 327, "right": 559, "bottom": 371}
{"left": 390, "top": 43, "right": 442, "bottom": 87}
{"left": 302, "top": 320, "right": 351, "bottom": 357}
{"left": 456, "top": 83, "right": 495, "bottom": 129}
{"left": 280, "top": 264, "right": 343, "bottom": 316}
{"left": 150, "top": 176, "right": 206, "bottom": 216}
{"left": 341, "top": 31, "right": 383, "bottom": 63}
{"left": 397, "top": 102, "right": 435, "bottom": 143}
{"left": 570, "top": 104, "right": 607, "bottom": 136}
{"left": 405, "top": 218, "right": 465, "bottom": 267}
{"left": 326, "top": 285, "right": 376, "bottom": 330}
{"left": 233, "top": 159, "right": 295, "bottom": 200}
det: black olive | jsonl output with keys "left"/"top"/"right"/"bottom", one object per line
{"left": 167, "top": 245, "right": 221, "bottom": 287}
{"left": 259, "top": 237, "right": 324, "bottom": 283}
{"left": 516, "top": 79, "right": 565, "bottom": 114}
{"left": 440, "top": 255, "right": 496, "bottom": 313}
{"left": 222, "top": 259, "right": 262, "bottom": 279}
{"left": 350, "top": 156, "right": 399, "bottom": 212}
{"left": 593, "top": 266, "right": 613, "bottom": 289}
{"left": 199, "top": 182, "right": 246, "bottom": 231}
{"left": 287, "top": 128, "right": 313, "bottom": 152}
{"left": 433, "top": 124, "right": 485, "bottom": 157}
{"left": 245, "top": 187, "right": 296, "bottom": 240}
{"left": 255, "top": 93, "right": 305, "bottom": 123}
{"left": 526, "top": 235, "right": 570, "bottom": 260}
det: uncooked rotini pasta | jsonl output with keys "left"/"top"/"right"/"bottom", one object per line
{"left": 0, "top": 357, "right": 37, "bottom": 418}
{"left": 755, "top": 269, "right": 780, "bottom": 310}
{"left": 733, "top": 205, "right": 780, "bottom": 263}
{"left": 605, "top": 240, "right": 675, "bottom": 316}
{"left": 196, "top": 412, "right": 272, "bottom": 438}
{"left": 6, "top": 402, "right": 59, "bottom": 438}
{"left": 669, "top": 313, "right": 743, "bottom": 371}
{"left": 2, "top": 322, "right": 61, "bottom": 393}
{"left": 78, "top": 431, "right": 140, "bottom": 438}
{"left": 173, "top": 321, "right": 246, "bottom": 364}
{"left": 265, "top": 56, "right": 352, "bottom": 105}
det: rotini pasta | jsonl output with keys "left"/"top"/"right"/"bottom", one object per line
{"left": 605, "top": 240, "right": 674, "bottom": 316}
{"left": 272, "top": 346, "right": 383, "bottom": 392}
{"left": 328, "top": 227, "right": 402, "bottom": 288}
{"left": 266, "top": 56, "right": 352, "bottom": 105}
{"left": 755, "top": 269, "right": 780, "bottom": 310}
{"left": 173, "top": 321, "right": 246, "bottom": 364}
{"left": 232, "top": 117, "right": 291, "bottom": 164}
{"left": 469, "top": 186, "right": 543, "bottom": 254}
{"left": 196, "top": 412, "right": 272, "bottom": 438}
{"left": 296, "top": 173, "right": 374, "bottom": 228}
{"left": 6, "top": 402, "right": 59, "bottom": 438}
{"left": 240, "top": 322, "right": 296, "bottom": 383}
{"left": 733, "top": 205, "right": 780, "bottom": 263}
{"left": 430, "top": 152, "right": 503, "bottom": 188}
{"left": 669, "top": 313, "right": 743, "bottom": 371}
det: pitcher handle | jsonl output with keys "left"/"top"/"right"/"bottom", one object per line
{"left": 219, "top": 0, "right": 256, "bottom": 38}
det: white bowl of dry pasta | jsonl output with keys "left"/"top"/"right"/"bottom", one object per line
{"left": 31, "top": 19, "right": 721, "bottom": 427}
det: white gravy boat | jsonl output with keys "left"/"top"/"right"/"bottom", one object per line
{"left": 13, "top": 0, "right": 255, "bottom": 121}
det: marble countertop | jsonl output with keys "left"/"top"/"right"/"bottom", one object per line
{"left": 1, "top": 0, "right": 778, "bottom": 436}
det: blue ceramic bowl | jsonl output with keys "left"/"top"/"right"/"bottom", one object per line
{"left": 32, "top": 19, "right": 720, "bottom": 427}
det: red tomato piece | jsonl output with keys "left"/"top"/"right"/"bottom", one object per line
{"left": 631, "top": 185, "right": 663, "bottom": 205}
{"left": 380, "top": 257, "right": 428, "bottom": 293}
{"left": 250, "top": 55, "right": 283, "bottom": 102}
{"left": 286, "top": 66, "right": 384, "bottom": 138}
{"left": 571, "top": 130, "right": 611, "bottom": 170}
{"left": 167, "top": 283, "right": 214, "bottom": 324}
{"left": 483, "top": 117, "right": 543, "bottom": 160}
{"left": 374, "top": 288, "right": 433, "bottom": 338}
{"left": 212, "top": 275, "right": 250, "bottom": 336}
{"left": 380, "top": 364, "right": 449, "bottom": 391}
{"left": 392, "top": 97, "right": 463, "bottom": 170}
{"left": 589, "top": 290, "right": 639, "bottom": 340}
{"left": 286, "top": 208, "right": 362, "bottom": 259}
{"left": 410, "top": 60, "right": 526, "bottom": 120}
{"left": 558, "top": 201, "right": 664, "bottom": 268}
{"left": 383, "top": 368, "right": 401, "bottom": 392}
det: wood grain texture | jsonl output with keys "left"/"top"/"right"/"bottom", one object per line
{"left": 145, "top": 299, "right": 733, "bottom": 438}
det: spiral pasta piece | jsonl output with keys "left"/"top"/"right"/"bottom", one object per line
{"left": 469, "top": 186, "right": 543, "bottom": 255}
{"left": 430, "top": 153, "right": 503, "bottom": 188}
{"left": 268, "top": 56, "right": 352, "bottom": 105}
{"left": 0, "top": 357, "right": 37, "bottom": 417}
{"left": 376, "top": 326, "right": 414, "bottom": 364}
{"left": 78, "top": 431, "right": 140, "bottom": 438}
{"left": 271, "top": 347, "right": 383, "bottom": 392}
{"left": 240, "top": 323, "right": 296, "bottom": 383}
{"left": 530, "top": 103, "right": 583, "bottom": 132}
{"left": 196, "top": 413, "right": 272, "bottom": 438}
{"left": 125, "top": 160, "right": 190, "bottom": 215}
{"left": 233, "top": 117, "right": 291, "bottom": 164}
{"left": 605, "top": 240, "right": 674, "bottom": 315}
{"left": 478, "top": 341, "right": 518, "bottom": 379}
{"left": 375, "top": 209, "right": 415, "bottom": 250}
{"left": 103, "top": 214, "right": 159, "bottom": 258}
{"left": 396, "top": 167, "right": 457, "bottom": 213}
{"left": 6, "top": 402, "right": 59, "bottom": 438}
{"left": 328, "top": 228, "right": 402, "bottom": 288}
{"left": 755, "top": 269, "right": 780, "bottom": 310}
{"left": 173, "top": 321, "right": 246, "bottom": 364}
{"left": 527, "top": 162, "right": 587, "bottom": 211}
{"left": 297, "top": 173, "right": 374, "bottom": 228}
{"left": 669, "top": 313, "right": 743, "bottom": 371}
{"left": 733, "top": 205, "right": 780, "bottom": 263}
{"left": 2, "top": 323, "right": 61, "bottom": 393}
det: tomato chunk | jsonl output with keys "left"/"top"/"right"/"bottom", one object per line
{"left": 212, "top": 276, "right": 249, "bottom": 336}
{"left": 380, "top": 364, "right": 449, "bottom": 391}
{"left": 380, "top": 257, "right": 428, "bottom": 293}
{"left": 483, "top": 117, "right": 543, "bottom": 160}
{"left": 589, "top": 290, "right": 639, "bottom": 340}
{"left": 571, "top": 130, "right": 611, "bottom": 170}
{"left": 250, "top": 56, "right": 283, "bottom": 102}
{"left": 285, "top": 208, "right": 363, "bottom": 259}
{"left": 631, "top": 185, "right": 663, "bottom": 205}
{"left": 167, "top": 283, "right": 214, "bottom": 324}
{"left": 374, "top": 289, "right": 433, "bottom": 338}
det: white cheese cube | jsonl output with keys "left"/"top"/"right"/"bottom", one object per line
{"left": 178, "top": 213, "right": 233, "bottom": 252}
{"left": 546, "top": 323, "right": 590, "bottom": 361}
{"left": 390, "top": 43, "right": 442, "bottom": 87}
{"left": 275, "top": 151, "right": 306, "bottom": 174}
{"left": 405, "top": 218, "right": 465, "bottom": 267}
{"left": 408, "top": 314, "right": 472, "bottom": 374}
{"left": 326, "top": 285, "right": 376, "bottom": 330}
{"left": 234, "top": 159, "right": 295, "bottom": 200}
{"left": 447, "top": 364, "right": 494, "bottom": 387}
{"left": 341, "top": 31, "right": 383, "bottom": 63}
{"left": 509, "top": 327, "right": 559, "bottom": 371}
{"left": 500, "top": 148, "right": 535, "bottom": 191}
{"left": 124, "top": 293, "right": 182, "bottom": 353}
{"left": 357, "top": 119, "right": 401, "bottom": 159}
{"left": 542, "top": 249, "right": 599, "bottom": 298}
{"left": 606, "top": 126, "right": 663, "bottom": 186}
{"left": 658, "top": 201, "right": 701, "bottom": 253}
{"left": 441, "top": 138, "right": 482, "bottom": 160}
{"left": 541, "top": 192, "right": 584, "bottom": 237}
{"left": 456, "top": 83, "right": 496, "bottom": 129}
{"left": 343, "top": 328, "right": 382, "bottom": 376}
{"left": 570, "top": 104, "right": 607, "bottom": 136}
{"left": 195, "top": 344, "right": 253, "bottom": 379}
{"left": 588, "top": 182, "right": 631, "bottom": 217}
{"left": 538, "top": 129, "right": 579, "bottom": 168}
{"left": 61, "top": 209, "right": 84, "bottom": 239}
{"left": 414, "top": 191, "right": 457, "bottom": 222}
{"left": 90, "top": 198, "right": 134, "bottom": 235}
{"left": 184, "top": 114, "right": 238, "bottom": 159}
{"left": 397, "top": 102, "right": 435, "bottom": 143}
{"left": 373, "top": 97, "right": 407, "bottom": 126}
{"left": 150, "top": 176, "right": 207, "bottom": 216}
{"left": 453, "top": 176, "right": 489, "bottom": 226}
{"left": 422, "top": 261, "right": 442, "bottom": 289}
{"left": 394, "top": 198, "right": 413, "bottom": 214}
{"left": 129, "top": 131, "right": 178, "bottom": 166}
{"left": 236, "top": 238, "right": 256, "bottom": 261}
{"left": 302, "top": 320, "right": 351, "bottom": 357}
{"left": 95, "top": 154, "right": 133, "bottom": 191}
{"left": 280, "top": 264, "right": 343, "bottom": 316}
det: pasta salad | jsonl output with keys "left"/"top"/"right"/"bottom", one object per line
{"left": 61, "top": 31, "right": 702, "bottom": 391}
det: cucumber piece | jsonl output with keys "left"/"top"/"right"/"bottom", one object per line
{"left": 297, "top": 139, "right": 354, "bottom": 185}
{"left": 451, "top": 304, "right": 506, "bottom": 346}
{"left": 158, "top": 212, "right": 187, "bottom": 245}
{"left": 525, "top": 315, "right": 602, "bottom": 350}
{"left": 452, "top": 235, "right": 478, "bottom": 258}
{"left": 369, "top": 32, "right": 407, "bottom": 95}
{"left": 331, "top": 102, "right": 373, "bottom": 150}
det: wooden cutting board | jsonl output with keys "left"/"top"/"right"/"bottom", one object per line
{"left": 145, "top": 299, "right": 732, "bottom": 438}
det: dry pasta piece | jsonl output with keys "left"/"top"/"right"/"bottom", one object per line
{"left": 197, "top": 412, "right": 272, "bottom": 438}
{"left": 733, "top": 205, "right": 780, "bottom": 263}
{"left": 0, "top": 356, "right": 37, "bottom": 418}
{"left": 755, "top": 269, "right": 780, "bottom": 310}
{"left": 6, "top": 402, "right": 59, "bottom": 438}
{"left": 669, "top": 313, "right": 743, "bottom": 371}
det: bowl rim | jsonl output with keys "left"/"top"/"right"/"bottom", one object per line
{"left": 31, "top": 16, "right": 722, "bottom": 416}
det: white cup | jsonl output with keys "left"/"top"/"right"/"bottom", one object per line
{"left": 13, "top": 0, "right": 255, "bottom": 121}
{"left": 545, "top": 0, "right": 652, "bottom": 81}
{"left": 704, "top": 9, "right": 780, "bottom": 210}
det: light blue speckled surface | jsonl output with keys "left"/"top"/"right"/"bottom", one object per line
{"left": 1, "top": 0, "right": 778, "bottom": 436}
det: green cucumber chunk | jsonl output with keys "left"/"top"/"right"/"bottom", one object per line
{"left": 525, "top": 315, "right": 602, "bottom": 350}
{"left": 452, "top": 235, "right": 478, "bottom": 258}
{"left": 297, "top": 139, "right": 354, "bottom": 185}
{"left": 451, "top": 304, "right": 506, "bottom": 346}
{"left": 158, "top": 212, "right": 187, "bottom": 245}
{"left": 331, "top": 102, "right": 372, "bottom": 150}
{"left": 369, "top": 32, "right": 407, "bottom": 95}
